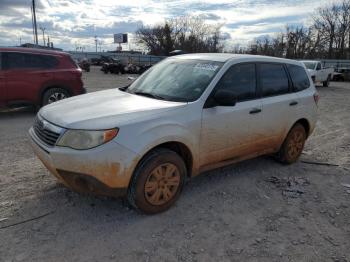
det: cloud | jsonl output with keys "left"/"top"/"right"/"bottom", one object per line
{"left": 0, "top": 0, "right": 345, "bottom": 51}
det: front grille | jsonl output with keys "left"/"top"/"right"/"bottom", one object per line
{"left": 33, "top": 117, "right": 61, "bottom": 146}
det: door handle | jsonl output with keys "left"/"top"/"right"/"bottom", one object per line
{"left": 289, "top": 101, "right": 298, "bottom": 106}
{"left": 249, "top": 108, "right": 261, "bottom": 114}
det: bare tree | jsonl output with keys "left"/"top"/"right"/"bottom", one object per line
{"left": 136, "top": 16, "right": 224, "bottom": 55}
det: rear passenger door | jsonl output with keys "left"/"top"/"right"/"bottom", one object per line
{"left": 258, "top": 63, "right": 299, "bottom": 150}
{"left": 287, "top": 64, "right": 315, "bottom": 125}
{"left": 3, "top": 52, "right": 55, "bottom": 104}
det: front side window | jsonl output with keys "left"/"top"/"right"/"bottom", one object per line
{"left": 260, "top": 63, "right": 289, "bottom": 97}
{"left": 287, "top": 64, "right": 310, "bottom": 92}
{"left": 127, "top": 58, "right": 223, "bottom": 102}
{"left": 316, "top": 63, "right": 321, "bottom": 70}
{"left": 0, "top": 53, "right": 2, "bottom": 70}
{"left": 214, "top": 63, "right": 256, "bottom": 101}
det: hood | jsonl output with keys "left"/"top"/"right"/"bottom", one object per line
{"left": 40, "top": 89, "right": 186, "bottom": 129}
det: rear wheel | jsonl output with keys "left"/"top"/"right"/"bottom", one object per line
{"left": 127, "top": 148, "right": 186, "bottom": 214}
{"left": 276, "top": 123, "right": 306, "bottom": 164}
{"left": 42, "top": 88, "right": 70, "bottom": 106}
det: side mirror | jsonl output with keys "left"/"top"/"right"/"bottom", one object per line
{"left": 213, "top": 89, "right": 237, "bottom": 107}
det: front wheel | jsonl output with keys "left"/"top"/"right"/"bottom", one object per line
{"left": 42, "top": 88, "right": 70, "bottom": 106}
{"left": 127, "top": 148, "right": 186, "bottom": 214}
{"left": 276, "top": 123, "right": 306, "bottom": 164}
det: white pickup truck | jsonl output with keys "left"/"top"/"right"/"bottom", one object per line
{"left": 301, "top": 60, "right": 334, "bottom": 87}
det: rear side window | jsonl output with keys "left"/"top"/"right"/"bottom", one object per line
{"left": 215, "top": 63, "right": 256, "bottom": 101}
{"left": 4, "top": 52, "right": 58, "bottom": 69}
{"left": 287, "top": 64, "right": 310, "bottom": 92}
{"left": 260, "top": 63, "right": 289, "bottom": 97}
{"left": 0, "top": 53, "right": 2, "bottom": 70}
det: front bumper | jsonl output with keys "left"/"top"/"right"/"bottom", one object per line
{"left": 29, "top": 127, "right": 139, "bottom": 197}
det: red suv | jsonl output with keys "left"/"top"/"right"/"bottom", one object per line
{"left": 0, "top": 47, "right": 85, "bottom": 108}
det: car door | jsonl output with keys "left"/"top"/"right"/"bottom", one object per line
{"left": 3, "top": 52, "right": 52, "bottom": 104}
{"left": 0, "top": 52, "right": 5, "bottom": 106}
{"left": 315, "top": 62, "right": 323, "bottom": 82}
{"left": 258, "top": 63, "right": 299, "bottom": 151}
{"left": 199, "top": 63, "right": 266, "bottom": 169}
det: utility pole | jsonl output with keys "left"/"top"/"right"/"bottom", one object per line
{"left": 40, "top": 26, "right": 46, "bottom": 46}
{"left": 94, "top": 35, "right": 98, "bottom": 52}
{"left": 32, "top": 0, "right": 38, "bottom": 45}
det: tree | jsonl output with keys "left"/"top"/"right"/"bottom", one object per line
{"left": 136, "top": 16, "right": 224, "bottom": 55}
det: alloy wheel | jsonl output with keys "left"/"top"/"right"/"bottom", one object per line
{"left": 287, "top": 129, "right": 305, "bottom": 159}
{"left": 48, "top": 92, "right": 67, "bottom": 104}
{"left": 144, "top": 163, "right": 181, "bottom": 206}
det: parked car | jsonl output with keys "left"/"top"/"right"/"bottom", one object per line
{"left": 78, "top": 59, "right": 90, "bottom": 72}
{"left": 301, "top": 60, "right": 334, "bottom": 87}
{"left": 124, "top": 63, "right": 153, "bottom": 74}
{"left": 101, "top": 59, "right": 125, "bottom": 74}
{"left": 333, "top": 67, "right": 350, "bottom": 81}
{"left": 0, "top": 47, "right": 85, "bottom": 108}
{"left": 29, "top": 54, "right": 318, "bottom": 214}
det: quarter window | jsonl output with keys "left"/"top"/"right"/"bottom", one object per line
{"left": 260, "top": 64, "right": 289, "bottom": 97}
{"left": 215, "top": 63, "right": 256, "bottom": 101}
{"left": 287, "top": 64, "right": 310, "bottom": 92}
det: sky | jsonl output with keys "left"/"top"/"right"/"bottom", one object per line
{"left": 0, "top": 0, "right": 342, "bottom": 52}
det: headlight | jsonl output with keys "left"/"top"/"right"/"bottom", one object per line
{"left": 57, "top": 128, "right": 118, "bottom": 150}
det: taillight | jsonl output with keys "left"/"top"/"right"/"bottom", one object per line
{"left": 313, "top": 93, "right": 319, "bottom": 105}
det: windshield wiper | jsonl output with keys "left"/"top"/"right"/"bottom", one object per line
{"left": 132, "top": 91, "right": 166, "bottom": 100}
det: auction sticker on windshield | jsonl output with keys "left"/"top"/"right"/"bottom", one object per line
{"left": 194, "top": 63, "right": 220, "bottom": 71}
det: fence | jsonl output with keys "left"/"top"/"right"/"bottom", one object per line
{"left": 69, "top": 51, "right": 166, "bottom": 65}
{"left": 321, "top": 59, "right": 350, "bottom": 69}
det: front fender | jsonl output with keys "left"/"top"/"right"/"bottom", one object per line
{"left": 114, "top": 121, "right": 201, "bottom": 174}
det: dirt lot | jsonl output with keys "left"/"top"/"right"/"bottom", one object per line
{"left": 0, "top": 66, "right": 349, "bottom": 262}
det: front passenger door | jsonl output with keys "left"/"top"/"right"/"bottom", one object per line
{"left": 199, "top": 63, "right": 265, "bottom": 168}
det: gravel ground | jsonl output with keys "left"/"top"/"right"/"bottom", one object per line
{"left": 0, "top": 66, "right": 349, "bottom": 262}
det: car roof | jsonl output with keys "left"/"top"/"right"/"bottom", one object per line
{"left": 0, "top": 47, "right": 68, "bottom": 56}
{"left": 173, "top": 53, "right": 305, "bottom": 66}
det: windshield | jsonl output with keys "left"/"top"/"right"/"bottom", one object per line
{"left": 126, "top": 58, "right": 223, "bottom": 102}
{"left": 303, "top": 62, "right": 316, "bottom": 70}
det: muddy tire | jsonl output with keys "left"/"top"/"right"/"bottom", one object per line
{"left": 276, "top": 123, "right": 306, "bottom": 164}
{"left": 323, "top": 75, "right": 331, "bottom": 87}
{"left": 127, "top": 148, "right": 186, "bottom": 214}
{"left": 42, "top": 88, "right": 70, "bottom": 106}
